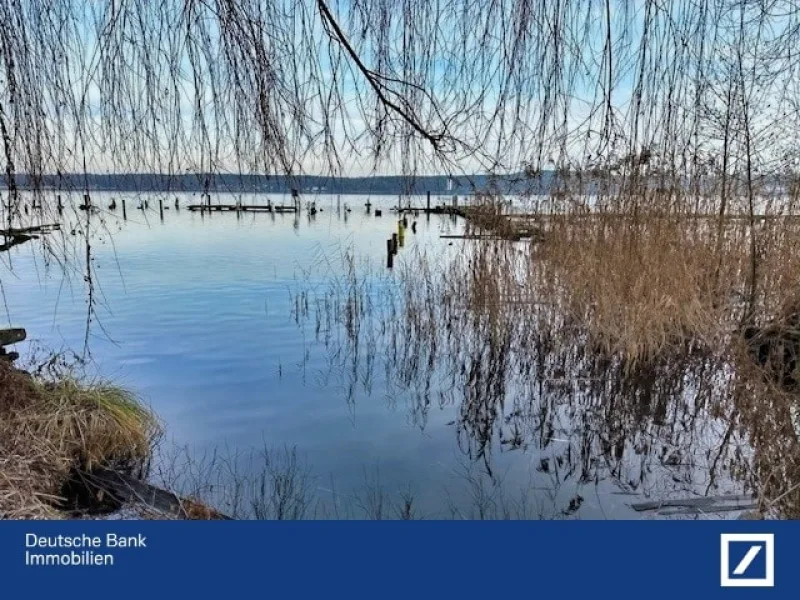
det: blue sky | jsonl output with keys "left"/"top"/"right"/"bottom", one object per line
{"left": 5, "top": 0, "right": 799, "bottom": 178}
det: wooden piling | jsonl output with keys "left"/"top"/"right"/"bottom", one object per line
{"left": 0, "top": 328, "right": 26, "bottom": 346}
{"left": 122, "top": 199, "right": 127, "bottom": 220}
{"left": 57, "top": 195, "right": 63, "bottom": 212}
{"left": 426, "top": 191, "right": 431, "bottom": 212}
{"left": 159, "top": 199, "right": 164, "bottom": 221}
{"left": 392, "top": 233, "right": 398, "bottom": 255}
{"left": 387, "top": 239, "right": 394, "bottom": 269}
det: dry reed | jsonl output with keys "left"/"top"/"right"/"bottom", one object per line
{"left": 0, "top": 362, "right": 160, "bottom": 518}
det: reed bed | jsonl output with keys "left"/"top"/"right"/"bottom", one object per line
{"left": 282, "top": 188, "right": 800, "bottom": 518}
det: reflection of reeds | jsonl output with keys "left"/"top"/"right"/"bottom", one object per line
{"left": 286, "top": 189, "right": 800, "bottom": 518}
{"left": 152, "top": 442, "right": 575, "bottom": 519}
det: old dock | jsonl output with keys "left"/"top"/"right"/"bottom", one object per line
{"left": 394, "top": 205, "right": 465, "bottom": 217}
{"left": 187, "top": 203, "right": 298, "bottom": 213}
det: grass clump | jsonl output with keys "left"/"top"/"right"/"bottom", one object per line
{"left": 0, "top": 361, "right": 161, "bottom": 518}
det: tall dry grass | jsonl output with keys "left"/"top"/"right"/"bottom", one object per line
{"left": 0, "top": 362, "right": 161, "bottom": 518}
{"left": 450, "top": 188, "right": 800, "bottom": 515}
{"left": 284, "top": 188, "right": 800, "bottom": 518}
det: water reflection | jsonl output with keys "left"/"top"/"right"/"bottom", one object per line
{"left": 5, "top": 191, "right": 799, "bottom": 518}
{"left": 294, "top": 237, "right": 800, "bottom": 518}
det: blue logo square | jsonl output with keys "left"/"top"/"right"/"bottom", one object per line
{"left": 720, "top": 533, "right": 774, "bottom": 587}
{"left": 727, "top": 541, "right": 767, "bottom": 579}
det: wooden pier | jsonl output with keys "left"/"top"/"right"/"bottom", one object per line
{"left": 187, "top": 203, "right": 297, "bottom": 213}
{"left": 394, "top": 205, "right": 464, "bottom": 217}
{"left": 0, "top": 224, "right": 61, "bottom": 252}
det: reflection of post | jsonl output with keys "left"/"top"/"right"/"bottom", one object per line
{"left": 387, "top": 239, "right": 394, "bottom": 269}
{"left": 398, "top": 221, "right": 405, "bottom": 247}
{"left": 159, "top": 199, "right": 164, "bottom": 221}
{"left": 122, "top": 199, "right": 127, "bottom": 220}
{"left": 392, "top": 233, "right": 398, "bottom": 255}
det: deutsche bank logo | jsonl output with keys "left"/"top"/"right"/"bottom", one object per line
{"left": 720, "top": 533, "right": 774, "bottom": 587}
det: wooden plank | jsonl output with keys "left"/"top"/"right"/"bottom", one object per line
{"left": 630, "top": 493, "right": 753, "bottom": 512}
{"left": 441, "top": 234, "right": 516, "bottom": 241}
{"left": 187, "top": 204, "right": 296, "bottom": 213}
{"left": 0, "top": 234, "right": 37, "bottom": 252}
{"left": 0, "top": 328, "right": 26, "bottom": 346}
{"left": 0, "top": 223, "right": 60, "bottom": 236}
{"left": 658, "top": 503, "right": 758, "bottom": 516}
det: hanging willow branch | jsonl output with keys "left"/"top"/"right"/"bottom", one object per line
{"left": 316, "top": 0, "right": 446, "bottom": 150}
{"left": 0, "top": 0, "right": 797, "bottom": 197}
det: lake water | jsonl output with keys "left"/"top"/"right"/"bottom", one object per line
{"left": 2, "top": 191, "right": 748, "bottom": 519}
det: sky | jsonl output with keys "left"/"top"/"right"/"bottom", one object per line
{"left": 2, "top": 0, "right": 799, "bottom": 179}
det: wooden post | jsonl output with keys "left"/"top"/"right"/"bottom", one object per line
{"left": 122, "top": 199, "right": 127, "bottom": 220}
{"left": 175, "top": 197, "right": 180, "bottom": 210}
{"left": 426, "top": 191, "right": 431, "bottom": 212}
{"left": 159, "top": 199, "right": 164, "bottom": 221}
{"left": 398, "top": 221, "right": 405, "bottom": 247}
{"left": 392, "top": 233, "right": 398, "bottom": 255}
{"left": 387, "top": 239, "right": 394, "bottom": 269}
{"left": 0, "top": 328, "right": 26, "bottom": 346}
{"left": 57, "top": 195, "right": 63, "bottom": 212}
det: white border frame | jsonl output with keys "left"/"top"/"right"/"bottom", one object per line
{"left": 720, "top": 533, "right": 775, "bottom": 587}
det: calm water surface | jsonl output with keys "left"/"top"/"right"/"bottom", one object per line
{"left": 2, "top": 192, "right": 735, "bottom": 518}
